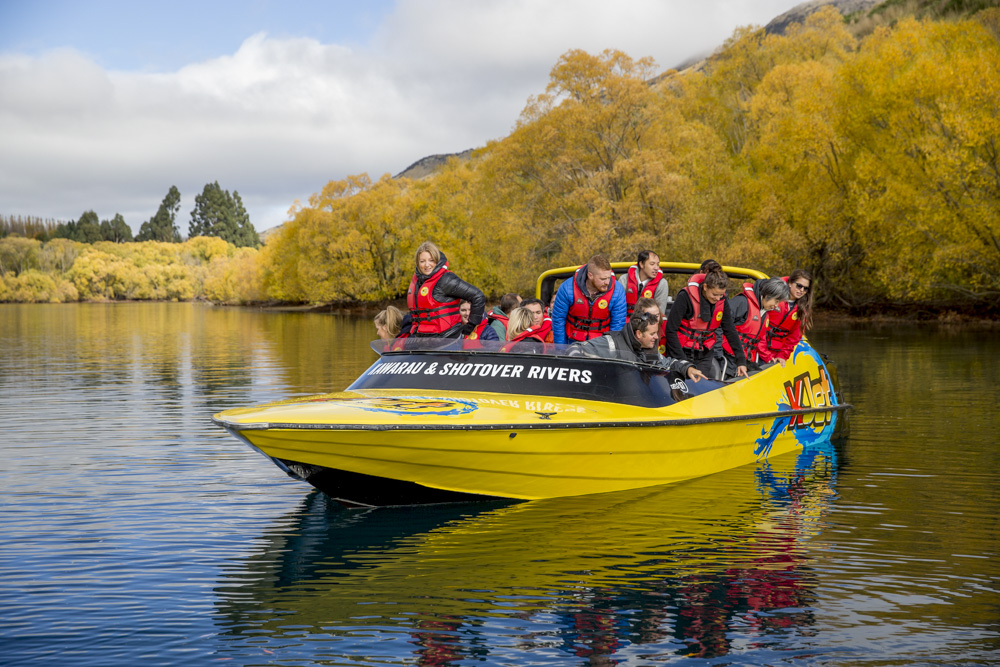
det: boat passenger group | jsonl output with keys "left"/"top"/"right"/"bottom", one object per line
{"left": 373, "top": 241, "right": 814, "bottom": 383}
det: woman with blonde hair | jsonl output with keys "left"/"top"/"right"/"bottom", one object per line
{"left": 500, "top": 307, "right": 547, "bottom": 352}
{"left": 373, "top": 305, "right": 403, "bottom": 341}
{"left": 406, "top": 241, "right": 486, "bottom": 338}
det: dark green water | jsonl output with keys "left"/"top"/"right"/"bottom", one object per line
{"left": 1, "top": 303, "right": 997, "bottom": 665}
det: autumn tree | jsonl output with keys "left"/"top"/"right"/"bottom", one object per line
{"left": 836, "top": 18, "right": 1000, "bottom": 303}
{"left": 0, "top": 237, "right": 42, "bottom": 276}
{"left": 189, "top": 182, "right": 260, "bottom": 247}
{"left": 137, "top": 186, "right": 182, "bottom": 242}
{"left": 484, "top": 49, "right": 691, "bottom": 267}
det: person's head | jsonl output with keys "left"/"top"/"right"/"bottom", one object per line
{"left": 758, "top": 278, "right": 791, "bottom": 311}
{"left": 634, "top": 296, "right": 660, "bottom": 321}
{"left": 499, "top": 293, "right": 522, "bottom": 314}
{"left": 374, "top": 305, "right": 403, "bottom": 341}
{"left": 636, "top": 250, "right": 660, "bottom": 281}
{"left": 521, "top": 298, "right": 545, "bottom": 327}
{"left": 629, "top": 310, "right": 661, "bottom": 349}
{"left": 699, "top": 259, "right": 722, "bottom": 274}
{"left": 506, "top": 307, "right": 534, "bottom": 341}
{"left": 459, "top": 300, "right": 472, "bottom": 324}
{"left": 415, "top": 241, "right": 441, "bottom": 276}
{"left": 585, "top": 254, "right": 613, "bottom": 294}
{"left": 788, "top": 268, "right": 814, "bottom": 330}
{"left": 702, "top": 268, "right": 729, "bottom": 304}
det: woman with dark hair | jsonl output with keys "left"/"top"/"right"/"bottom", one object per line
{"left": 406, "top": 241, "right": 486, "bottom": 338}
{"left": 663, "top": 266, "right": 748, "bottom": 379}
{"left": 759, "top": 269, "right": 814, "bottom": 362}
{"left": 722, "top": 277, "right": 790, "bottom": 372}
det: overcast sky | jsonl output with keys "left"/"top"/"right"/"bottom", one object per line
{"left": 0, "top": 0, "right": 806, "bottom": 234}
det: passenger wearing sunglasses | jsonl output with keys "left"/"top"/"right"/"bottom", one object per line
{"left": 759, "top": 269, "right": 814, "bottom": 363}
{"left": 574, "top": 310, "right": 706, "bottom": 381}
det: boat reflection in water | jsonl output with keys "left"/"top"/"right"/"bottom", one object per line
{"left": 214, "top": 442, "right": 839, "bottom": 663}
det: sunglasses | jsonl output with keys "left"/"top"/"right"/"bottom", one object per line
{"left": 792, "top": 282, "right": 810, "bottom": 292}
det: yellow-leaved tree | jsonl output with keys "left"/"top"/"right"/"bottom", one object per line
{"left": 483, "top": 49, "right": 693, "bottom": 268}
{"left": 837, "top": 17, "right": 1000, "bottom": 302}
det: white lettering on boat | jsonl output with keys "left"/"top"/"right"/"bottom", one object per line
{"left": 373, "top": 360, "right": 592, "bottom": 384}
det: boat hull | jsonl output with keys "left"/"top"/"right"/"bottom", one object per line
{"left": 215, "top": 341, "right": 846, "bottom": 506}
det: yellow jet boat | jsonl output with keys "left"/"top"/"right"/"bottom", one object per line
{"left": 213, "top": 262, "right": 850, "bottom": 506}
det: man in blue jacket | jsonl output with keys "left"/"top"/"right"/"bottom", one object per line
{"left": 551, "top": 254, "right": 627, "bottom": 344}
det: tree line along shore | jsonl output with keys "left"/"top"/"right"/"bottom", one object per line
{"left": 2, "top": 8, "right": 999, "bottom": 316}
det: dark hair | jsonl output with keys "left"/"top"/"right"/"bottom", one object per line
{"left": 499, "top": 293, "right": 521, "bottom": 313}
{"left": 700, "top": 259, "right": 722, "bottom": 273}
{"left": 629, "top": 310, "right": 660, "bottom": 335}
{"left": 703, "top": 268, "right": 729, "bottom": 290}
{"left": 788, "top": 268, "right": 814, "bottom": 330}
{"left": 759, "top": 277, "right": 790, "bottom": 303}
{"left": 637, "top": 250, "right": 658, "bottom": 265}
{"left": 521, "top": 298, "right": 544, "bottom": 310}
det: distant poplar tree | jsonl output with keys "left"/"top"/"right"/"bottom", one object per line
{"left": 189, "top": 181, "right": 260, "bottom": 248}
{"left": 136, "top": 186, "right": 182, "bottom": 243}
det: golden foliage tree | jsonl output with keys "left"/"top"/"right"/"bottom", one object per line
{"left": 837, "top": 18, "right": 1000, "bottom": 302}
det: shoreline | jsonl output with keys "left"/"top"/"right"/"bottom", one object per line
{"left": 248, "top": 300, "right": 1000, "bottom": 326}
{"left": 6, "top": 298, "right": 999, "bottom": 326}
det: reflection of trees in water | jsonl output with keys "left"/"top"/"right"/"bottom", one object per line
{"left": 254, "top": 311, "right": 379, "bottom": 393}
{"left": 214, "top": 445, "right": 838, "bottom": 664}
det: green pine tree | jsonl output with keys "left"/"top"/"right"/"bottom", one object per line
{"left": 189, "top": 181, "right": 260, "bottom": 247}
{"left": 137, "top": 186, "right": 182, "bottom": 242}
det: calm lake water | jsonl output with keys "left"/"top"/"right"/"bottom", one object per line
{"left": 1, "top": 302, "right": 998, "bottom": 666}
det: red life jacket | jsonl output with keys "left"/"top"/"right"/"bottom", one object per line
{"left": 406, "top": 266, "right": 461, "bottom": 335}
{"left": 722, "top": 282, "right": 768, "bottom": 363}
{"left": 624, "top": 265, "right": 664, "bottom": 317}
{"left": 487, "top": 310, "right": 509, "bottom": 336}
{"left": 464, "top": 318, "right": 491, "bottom": 340}
{"left": 677, "top": 274, "right": 725, "bottom": 352}
{"left": 499, "top": 323, "right": 548, "bottom": 352}
{"left": 566, "top": 267, "right": 617, "bottom": 342}
{"left": 657, "top": 317, "right": 668, "bottom": 355}
{"left": 387, "top": 330, "right": 409, "bottom": 352}
{"left": 762, "top": 287, "right": 802, "bottom": 360}
{"left": 461, "top": 318, "right": 492, "bottom": 349}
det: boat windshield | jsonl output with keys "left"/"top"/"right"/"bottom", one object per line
{"left": 355, "top": 338, "right": 724, "bottom": 408}
{"left": 370, "top": 337, "right": 583, "bottom": 358}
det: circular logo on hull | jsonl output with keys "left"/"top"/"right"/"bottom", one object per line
{"left": 350, "top": 397, "right": 478, "bottom": 416}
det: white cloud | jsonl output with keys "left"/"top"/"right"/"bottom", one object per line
{"left": 0, "top": 0, "right": 803, "bottom": 234}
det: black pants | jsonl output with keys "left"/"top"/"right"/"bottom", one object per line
{"left": 688, "top": 349, "right": 726, "bottom": 380}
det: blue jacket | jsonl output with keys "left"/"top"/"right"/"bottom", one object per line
{"left": 552, "top": 266, "right": 627, "bottom": 344}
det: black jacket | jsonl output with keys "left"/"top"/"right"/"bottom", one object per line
{"left": 576, "top": 323, "right": 695, "bottom": 375}
{"left": 728, "top": 278, "right": 768, "bottom": 327}
{"left": 663, "top": 287, "right": 747, "bottom": 366}
{"left": 411, "top": 252, "right": 486, "bottom": 337}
